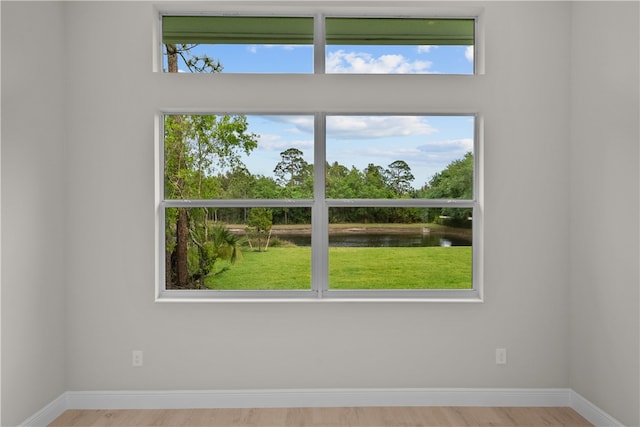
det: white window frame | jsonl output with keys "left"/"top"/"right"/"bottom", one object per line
{"left": 154, "top": 10, "right": 484, "bottom": 302}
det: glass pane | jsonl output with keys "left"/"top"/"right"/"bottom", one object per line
{"left": 165, "top": 207, "right": 311, "bottom": 290}
{"left": 164, "top": 115, "right": 314, "bottom": 200}
{"left": 328, "top": 207, "right": 472, "bottom": 290}
{"left": 325, "top": 18, "right": 474, "bottom": 74}
{"left": 326, "top": 115, "right": 474, "bottom": 199}
{"left": 162, "top": 16, "right": 314, "bottom": 73}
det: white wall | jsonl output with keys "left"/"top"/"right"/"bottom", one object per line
{"left": 62, "top": 0, "right": 572, "bottom": 391}
{"left": 0, "top": 3, "right": 3, "bottom": 424}
{"left": 1, "top": 2, "right": 68, "bottom": 426}
{"left": 1, "top": 1, "right": 638, "bottom": 426}
{"left": 569, "top": 3, "right": 640, "bottom": 426}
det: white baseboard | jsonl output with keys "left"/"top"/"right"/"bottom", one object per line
{"left": 570, "top": 390, "right": 625, "bottom": 427}
{"left": 20, "top": 388, "right": 623, "bottom": 427}
{"left": 64, "top": 388, "right": 573, "bottom": 410}
{"left": 18, "top": 393, "right": 68, "bottom": 427}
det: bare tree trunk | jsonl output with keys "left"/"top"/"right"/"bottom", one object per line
{"left": 167, "top": 44, "right": 190, "bottom": 288}
{"left": 166, "top": 249, "right": 173, "bottom": 288}
{"left": 176, "top": 208, "right": 189, "bottom": 287}
{"left": 167, "top": 44, "right": 179, "bottom": 73}
{"left": 264, "top": 229, "right": 272, "bottom": 252}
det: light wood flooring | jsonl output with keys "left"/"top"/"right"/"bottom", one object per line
{"left": 50, "top": 406, "right": 594, "bottom": 427}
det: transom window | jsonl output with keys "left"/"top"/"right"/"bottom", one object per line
{"left": 161, "top": 16, "right": 475, "bottom": 74}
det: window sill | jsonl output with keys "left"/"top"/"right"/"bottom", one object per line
{"left": 155, "top": 289, "right": 483, "bottom": 303}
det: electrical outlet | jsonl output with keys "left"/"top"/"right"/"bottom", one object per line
{"left": 132, "top": 350, "right": 143, "bottom": 367}
{"left": 496, "top": 348, "right": 507, "bottom": 365}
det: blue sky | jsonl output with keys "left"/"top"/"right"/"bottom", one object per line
{"left": 167, "top": 43, "right": 474, "bottom": 188}
{"left": 238, "top": 114, "right": 474, "bottom": 189}
{"left": 170, "top": 43, "right": 473, "bottom": 74}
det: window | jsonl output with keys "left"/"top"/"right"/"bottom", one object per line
{"left": 162, "top": 114, "right": 314, "bottom": 294}
{"left": 157, "top": 13, "right": 481, "bottom": 300}
{"left": 325, "top": 18, "right": 474, "bottom": 74}
{"left": 161, "top": 16, "right": 475, "bottom": 74}
{"left": 324, "top": 115, "right": 475, "bottom": 295}
{"left": 162, "top": 16, "right": 314, "bottom": 73}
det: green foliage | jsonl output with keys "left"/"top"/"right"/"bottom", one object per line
{"left": 210, "top": 225, "right": 243, "bottom": 265}
{"left": 273, "top": 148, "right": 309, "bottom": 188}
{"left": 247, "top": 208, "right": 273, "bottom": 252}
{"left": 363, "top": 163, "right": 394, "bottom": 198}
{"left": 164, "top": 114, "right": 258, "bottom": 288}
{"left": 164, "top": 114, "right": 258, "bottom": 201}
{"left": 424, "top": 152, "right": 473, "bottom": 199}
{"left": 326, "top": 162, "right": 356, "bottom": 198}
{"left": 180, "top": 219, "right": 245, "bottom": 287}
{"left": 386, "top": 160, "right": 415, "bottom": 195}
{"left": 175, "top": 147, "right": 473, "bottom": 227}
{"left": 248, "top": 208, "right": 273, "bottom": 234}
{"left": 420, "top": 152, "right": 474, "bottom": 226}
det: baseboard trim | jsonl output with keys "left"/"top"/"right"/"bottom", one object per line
{"left": 570, "top": 390, "right": 625, "bottom": 427}
{"left": 20, "top": 388, "right": 624, "bottom": 427}
{"left": 65, "top": 388, "right": 573, "bottom": 410}
{"left": 18, "top": 393, "right": 68, "bottom": 427}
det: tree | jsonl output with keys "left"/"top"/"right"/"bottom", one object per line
{"left": 361, "top": 163, "right": 393, "bottom": 200}
{"left": 221, "top": 166, "right": 255, "bottom": 222}
{"left": 164, "top": 44, "right": 222, "bottom": 73}
{"left": 386, "top": 160, "right": 415, "bottom": 196}
{"left": 274, "top": 148, "right": 312, "bottom": 224}
{"left": 424, "top": 152, "right": 473, "bottom": 199}
{"left": 326, "top": 162, "right": 361, "bottom": 199}
{"left": 252, "top": 175, "right": 280, "bottom": 199}
{"left": 422, "top": 152, "right": 474, "bottom": 226}
{"left": 165, "top": 114, "right": 257, "bottom": 288}
{"left": 273, "top": 148, "right": 310, "bottom": 190}
{"left": 247, "top": 208, "right": 273, "bottom": 252}
{"left": 164, "top": 44, "right": 258, "bottom": 289}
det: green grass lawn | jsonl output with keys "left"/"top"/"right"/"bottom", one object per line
{"left": 206, "top": 246, "right": 472, "bottom": 290}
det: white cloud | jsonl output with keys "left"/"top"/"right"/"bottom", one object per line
{"left": 326, "top": 50, "right": 432, "bottom": 74}
{"left": 263, "top": 116, "right": 315, "bottom": 135}
{"left": 356, "top": 146, "right": 424, "bottom": 160}
{"left": 465, "top": 45, "right": 474, "bottom": 62}
{"left": 256, "top": 134, "right": 281, "bottom": 145}
{"left": 284, "top": 116, "right": 314, "bottom": 133}
{"left": 417, "top": 46, "right": 434, "bottom": 54}
{"left": 327, "top": 116, "right": 438, "bottom": 139}
{"left": 256, "top": 134, "right": 313, "bottom": 152}
{"left": 262, "top": 115, "right": 437, "bottom": 140}
{"left": 418, "top": 138, "right": 473, "bottom": 153}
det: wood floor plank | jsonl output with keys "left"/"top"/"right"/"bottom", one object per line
{"left": 49, "top": 406, "right": 594, "bottom": 427}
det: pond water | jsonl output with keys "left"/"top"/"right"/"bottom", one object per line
{"left": 278, "top": 231, "right": 472, "bottom": 248}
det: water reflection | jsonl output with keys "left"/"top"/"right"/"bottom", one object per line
{"left": 279, "top": 232, "right": 471, "bottom": 247}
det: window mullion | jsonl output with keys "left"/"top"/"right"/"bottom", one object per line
{"left": 312, "top": 112, "right": 328, "bottom": 297}
{"left": 314, "top": 13, "right": 325, "bottom": 74}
